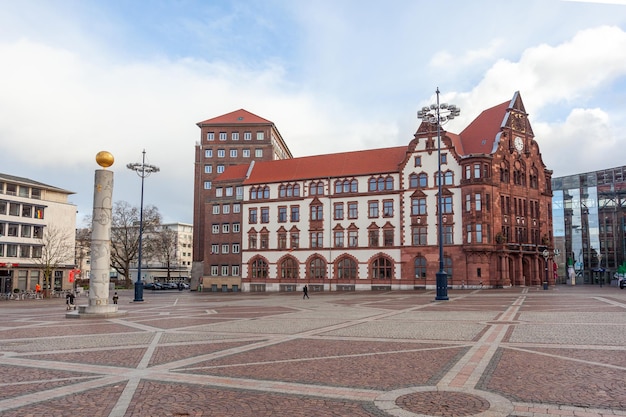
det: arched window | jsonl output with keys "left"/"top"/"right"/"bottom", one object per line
{"left": 418, "top": 173, "right": 428, "bottom": 188}
{"left": 350, "top": 179, "right": 358, "bottom": 192}
{"left": 500, "top": 161, "right": 510, "bottom": 183}
{"left": 309, "top": 257, "right": 326, "bottom": 279}
{"left": 280, "top": 257, "right": 299, "bottom": 279}
{"left": 368, "top": 178, "right": 377, "bottom": 192}
{"left": 250, "top": 258, "right": 268, "bottom": 278}
{"left": 414, "top": 256, "right": 427, "bottom": 279}
{"left": 263, "top": 186, "right": 270, "bottom": 199}
{"left": 409, "top": 173, "right": 418, "bottom": 188}
{"left": 293, "top": 184, "right": 300, "bottom": 197}
{"left": 335, "top": 180, "right": 343, "bottom": 194}
{"left": 371, "top": 256, "right": 393, "bottom": 279}
{"left": 336, "top": 257, "right": 357, "bottom": 280}
{"left": 311, "top": 181, "right": 324, "bottom": 195}
{"left": 385, "top": 176, "right": 393, "bottom": 190}
{"left": 529, "top": 167, "right": 539, "bottom": 189}
{"left": 435, "top": 171, "right": 453, "bottom": 186}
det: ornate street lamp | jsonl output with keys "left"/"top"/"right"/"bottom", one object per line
{"left": 418, "top": 88, "right": 460, "bottom": 301}
{"left": 127, "top": 150, "right": 159, "bottom": 302}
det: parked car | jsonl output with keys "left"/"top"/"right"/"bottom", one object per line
{"left": 143, "top": 282, "right": 163, "bottom": 290}
{"left": 163, "top": 282, "right": 178, "bottom": 290}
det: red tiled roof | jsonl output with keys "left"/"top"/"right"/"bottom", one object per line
{"left": 197, "top": 109, "right": 273, "bottom": 126}
{"left": 459, "top": 100, "right": 510, "bottom": 155}
{"left": 241, "top": 146, "right": 408, "bottom": 185}
{"left": 214, "top": 164, "right": 250, "bottom": 182}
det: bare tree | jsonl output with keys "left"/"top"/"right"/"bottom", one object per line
{"left": 145, "top": 226, "right": 178, "bottom": 281}
{"left": 110, "top": 201, "right": 161, "bottom": 288}
{"left": 33, "top": 225, "right": 74, "bottom": 297}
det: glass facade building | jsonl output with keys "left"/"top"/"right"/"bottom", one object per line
{"left": 552, "top": 166, "right": 626, "bottom": 284}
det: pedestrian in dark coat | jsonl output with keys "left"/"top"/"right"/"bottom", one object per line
{"left": 303, "top": 285, "right": 309, "bottom": 299}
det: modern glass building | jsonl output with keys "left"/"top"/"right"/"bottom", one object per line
{"left": 552, "top": 166, "right": 626, "bottom": 284}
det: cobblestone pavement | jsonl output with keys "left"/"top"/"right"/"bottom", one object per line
{"left": 1, "top": 286, "right": 625, "bottom": 417}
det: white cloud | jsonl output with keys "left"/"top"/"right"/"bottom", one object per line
{"left": 535, "top": 108, "right": 618, "bottom": 177}
{"left": 450, "top": 25, "right": 626, "bottom": 121}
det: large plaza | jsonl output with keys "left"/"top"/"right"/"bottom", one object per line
{"left": 1, "top": 286, "right": 625, "bottom": 417}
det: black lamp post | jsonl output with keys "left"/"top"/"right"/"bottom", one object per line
{"left": 418, "top": 88, "right": 460, "bottom": 301}
{"left": 127, "top": 150, "right": 159, "bottom": 302}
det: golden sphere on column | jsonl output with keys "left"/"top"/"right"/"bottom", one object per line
{"left": 96, "top": 151, "right": 114, "bottom": 168}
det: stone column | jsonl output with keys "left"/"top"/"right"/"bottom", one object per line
{"left": 84, "top": 168, "right": 116, "bottom": 312}
{"left": 69, "top": 152, "right": 125, "bottom": 318}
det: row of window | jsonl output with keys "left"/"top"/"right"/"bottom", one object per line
{"left": 0, "top": 222, "right": 44, "bottom": 238}
{"left": 464, "top": 163, "right": 491, "bottom": 180}
{"left": 247, "top": 199, "right": 405, "bottom": 225}
{"left": 244, "top": 176, "right": 398, "bottom": 202}
{"left": 0, "top": 201, "right": 45, "bottom": 219}
{"left": 247, "top": 255, "right": 453, "bottom": 280}
{"left": 210, "top": 264, "right": 240, "bottom": 276}
{"left": 500, "top": 196, "right": 541, "bottom": 218}
{"left": 204, "top": 148, "right": 264, "bottom": 161}
{"left": 0, "top": 183, "right": 42, "bottom": 199}
{"left": 210, "top": 243, "right": 240, "bottom": 254}
{"left": 212, "top": 221, "right": 490, "bottom": 249}
{"left": 211, "top": 172, "right": 501, "bottom": 200}
{"left": 207, "top": 131, "right": 264, "bottom": 142}
{"left": 211, "top": 223, "right": 241, "bottom": 234}
{"left": 500, "top": 226, "right": 542, "bottom": 245}
{"left": 0, "top": 243, "right": 43, "bottom": 258}
{"left": 464, "top": 193, "right": 491, "bottom": 213}
{"left": 499, "top": 161, "right": 540, "bottom": 188}
{"left": 212, "top": 203, "right": 242, "bottom": 215}
{"left": 248, "top": 227, "right": 396, "bottom": 250}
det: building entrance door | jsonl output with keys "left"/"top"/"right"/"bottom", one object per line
{"left": 0, "top": 271, "right": 13, "bottom": 294}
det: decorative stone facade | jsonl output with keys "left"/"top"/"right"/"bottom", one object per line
{"left": 193, "top": 92, "right": 553, "bottom": 291}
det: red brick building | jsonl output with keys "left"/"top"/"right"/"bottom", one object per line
{"left": 192, "top": 92, "right": 553, "bottom": 292}
{"left": 191, "top": 110, "right": 292, "bottom": 291}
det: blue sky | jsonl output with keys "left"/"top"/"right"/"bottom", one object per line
{"left": 1, "top": 0, "right": 626, "bottom": 225}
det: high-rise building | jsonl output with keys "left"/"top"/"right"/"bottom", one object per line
{"left": 191, "top": 110, "right": 293, "bottom": 291}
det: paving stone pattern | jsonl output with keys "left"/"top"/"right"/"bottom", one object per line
{"left": 1, "top": 286, "right": 625, "bottom": 417}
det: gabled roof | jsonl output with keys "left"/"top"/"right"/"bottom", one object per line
{"left": 224, "top": 146, "right": 407, "bottom": 185}
{"left": 196, "top": 109, "right": 273, "bottom": 126}
{"left": 459, "top": 100, "right": 510, "bottom": 155}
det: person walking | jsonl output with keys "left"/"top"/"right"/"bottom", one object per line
{"left": 112, "top": 292, "right": 119, "bottom": 304}
{"left": 66, "top": 292, "right": 76, "bottom": 310}
{"left": 302, "top": 285, "right": 309, "bottom": 299}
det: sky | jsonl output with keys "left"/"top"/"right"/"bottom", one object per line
{"left": 1, "top": 0, "right": 626, "bottom": 226}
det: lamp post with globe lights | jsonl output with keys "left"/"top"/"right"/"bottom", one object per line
{"left": 126, "top": 150, "right": 159, "bottom": 302}
{"left": 418, "top": 88, "right": 460, "bottom": 301}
